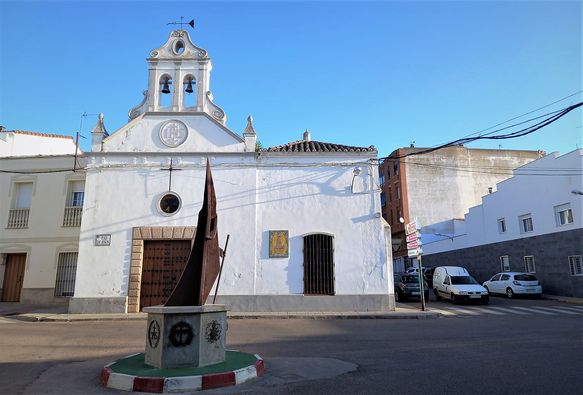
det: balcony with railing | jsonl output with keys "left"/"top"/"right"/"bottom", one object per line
{"left": 7, "top": 208, "right": 30, "bottom": 228}
{"left": 62, "top": 206, "right": 83, "bottom": 227}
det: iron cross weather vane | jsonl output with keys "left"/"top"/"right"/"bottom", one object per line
{"left": 167, "top": 17, "right": 195, "bottom": 29}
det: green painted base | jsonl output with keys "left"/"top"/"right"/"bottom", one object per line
{"left": 110, "top": 351, "right": 258, "bottom": 377}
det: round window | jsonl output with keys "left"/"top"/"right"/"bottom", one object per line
{"left": 174, "top": 40, "right": 185, "bottom": 55}
{"left": 159, "top": 193, "right": 181, "bottom": 215}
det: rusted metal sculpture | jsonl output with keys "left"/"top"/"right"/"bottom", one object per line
{"left": 165, "top": 159, "right": 220, "bottom": 306}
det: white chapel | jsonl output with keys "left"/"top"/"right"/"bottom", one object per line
{"left": 69, "top": 29, "right": 393, "bottom": 313}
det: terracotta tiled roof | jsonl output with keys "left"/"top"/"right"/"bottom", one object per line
{"left": 264, "top": 140, "right": 376, "bottom": 153}
{"left": 4, "top": 130, "right": 73, "bottom": 140}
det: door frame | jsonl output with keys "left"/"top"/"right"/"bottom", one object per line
{"left": 127, "top": 226, "right": 195, "bottom": 313}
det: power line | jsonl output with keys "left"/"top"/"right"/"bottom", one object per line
{"left": 0, "top": 168, "right": 82, "bottom": 174}
{"left": 381, "top": 101, "right": 582, "bottom": 160}
{"left": 456, "top": 90, "right": 583, "bottom": 140}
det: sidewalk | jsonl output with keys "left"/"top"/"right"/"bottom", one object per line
{"left": 3, "top": 293, "right": 581, "bottom": 322}
{"left": 2, "top": 303, "right": 439, "bottom": 322}
{"left": 541, "top": 294, "right": 583, "bottom": 305}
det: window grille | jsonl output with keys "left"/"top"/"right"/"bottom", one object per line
{"left": 303, "top": 234, "right": 335, "bottom": 295}
{"left": 568, "top": 256, "right": 582, "bottom": 276}
{"left": 54, "top": 252, "right": 78, "bottom": 297}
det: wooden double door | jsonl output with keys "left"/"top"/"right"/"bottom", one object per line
{"left": 140, "top": 240, "right": 190, "bottom": 309}
{"left": 1, "top": 253, "right": 26, "bottom": 302}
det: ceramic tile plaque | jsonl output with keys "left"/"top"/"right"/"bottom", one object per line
{"left": 269, "top": 230, "right": 289, "bottom": 258}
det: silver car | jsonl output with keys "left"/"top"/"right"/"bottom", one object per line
{"left": 482, "top": 272, "right": 542, "bottom": 298}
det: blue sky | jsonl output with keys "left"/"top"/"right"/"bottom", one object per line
{"left": 0, "top": 1, "right": 581, "bottom": 157}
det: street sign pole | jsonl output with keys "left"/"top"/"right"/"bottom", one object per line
{"left": 405, "top": 217, "right": 426, "bottom": 312}
{"left": 418, "top": 253, "right": 426, "bottom": 311}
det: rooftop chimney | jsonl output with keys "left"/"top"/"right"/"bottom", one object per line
{"left": 303, "top": 129, "right": 311, "bottom": 141}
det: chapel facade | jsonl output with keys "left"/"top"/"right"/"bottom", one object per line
{"left": 69, "top": 29, "right": 393, "bottom": 314}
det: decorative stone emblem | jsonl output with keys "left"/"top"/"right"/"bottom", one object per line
{"left": 148, "top": 320, "right": 161, "bottom": 348}
{"left": 205, "top": 320, "right": 222, "bottom": 344}
{"left": 159, "top": 120, "right": 188, "bottom": 147}
{"left": 169, "top": 321, "right": 194, "bottom": 347}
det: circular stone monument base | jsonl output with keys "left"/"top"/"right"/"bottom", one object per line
{"left": 101, "top": 350, "right": 265, "bottom": 393}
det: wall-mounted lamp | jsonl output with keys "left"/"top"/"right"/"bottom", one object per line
{"left": 399, "top": 217, "right": 405, "bottom": 224}
{"left": 351, "top": 167, "right": 362, "bottom": 193}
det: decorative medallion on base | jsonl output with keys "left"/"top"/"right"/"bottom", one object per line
{"left": 143, "top": 305, "right": 228, "bottom": 369}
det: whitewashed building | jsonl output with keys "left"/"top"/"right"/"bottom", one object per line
{"left": 422, "top": 150, "right": 583, "bottom": 297}
{"left": 69, "top": 29, "right": 392, "bottom": 313}
{"left": 0, "top": 130, "right": 85, "bottom": 303}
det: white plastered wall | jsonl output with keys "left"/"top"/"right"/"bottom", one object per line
{"left": 74, "top": 152, "right": 390, "bottom": 300}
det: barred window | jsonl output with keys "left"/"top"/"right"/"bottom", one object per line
{"left": 568, "top": 255, "right": 582, "bottom": 276}
{"left": 54, "top": 252, "right": 78, "bottom": 297}
{"left": 303, "top": 234, "right": 335, "bottom": 295}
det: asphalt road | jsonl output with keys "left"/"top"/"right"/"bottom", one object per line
{"left": 0, "top": 297, "right": 581, "bottom": 394}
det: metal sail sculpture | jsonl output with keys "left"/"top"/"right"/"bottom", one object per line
{"left": 165, "top": 159, "right": 220, "bottom": 306}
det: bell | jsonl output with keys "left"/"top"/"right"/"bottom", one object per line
{"left": 161, "top": 81, "right": 171, "bottom": 94}
{"left": 185, "top": 79, "right": 194, "bottom": 94}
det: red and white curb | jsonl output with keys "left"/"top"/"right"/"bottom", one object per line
{"left": 101, "top": 354, "right": 265, "bottom": 393}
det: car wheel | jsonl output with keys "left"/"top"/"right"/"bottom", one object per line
{"left": 506, "top": 288, "right": 514, "bottom": 299}
{"left": 434, "top": 288, "right": 441, "bottom": 301}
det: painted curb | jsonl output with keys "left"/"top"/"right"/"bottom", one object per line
{"left": 101, "top": 354, "right": 264, "bottom": 393}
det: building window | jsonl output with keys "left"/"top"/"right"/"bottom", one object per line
{"left": 395, "top": 184, "right": 401, "bottom": 200}
{"left": 54, "top": 252, "right": 78, "bottom": 297}
{"left": 386, "top": 166, "right": 391, "bottom": 180}
{"left": 379, "top": 168, "right": 385, "bottom": 186}
{"left": 159, "top": 192, "right": 182, "bottom": 216}
{"left": 524, "top": 256, "right": 536, "bottom": 273}
{"left": 63, "top": 180, "right": 85, "bottom": 227}
{"left": 497, "top": 218, "right": 506, "bottom": 234}
{"left": 303, "top": 233, "right": 335, "bottom": 295}
{"left": 67, "top": 180, "right": 85, "bottom": 207}
{"left": 388, "top": 186, "right": 392, "bottom": 202}
{"left": 519, "top": 214, "right": 534, "bottom": 233}
{"left": 380, "top": 192, "right": 386, "bottom": 207}
{"left": 554, "top": 203, "right": 573, "bottom": 226}
{"left": 393, "top": 161, "right": 399, "bottom": 176}
{"left": 500, "top": 255, "right": 510, "bottom": 272}
{"left": 568, "top": 256, "right": 582, "bottom": 276}
{"left": 7, "top": 182, "right": 33, "bottom": 228}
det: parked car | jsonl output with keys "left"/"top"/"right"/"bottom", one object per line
{"left": 433, "top": 266, "right": 489, "bottom": 304}
{"left": 482, "top": 272, "right": 542, "bottom": 298}
{"left": 405, "top": 267, "right": 420, "bottom": 274}
{"left": 394, "top": 273, "right": 430, "bottom": 302}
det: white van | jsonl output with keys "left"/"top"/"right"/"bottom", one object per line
{"left": 433, "top": 266, "right": 489, "bottom": 304}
